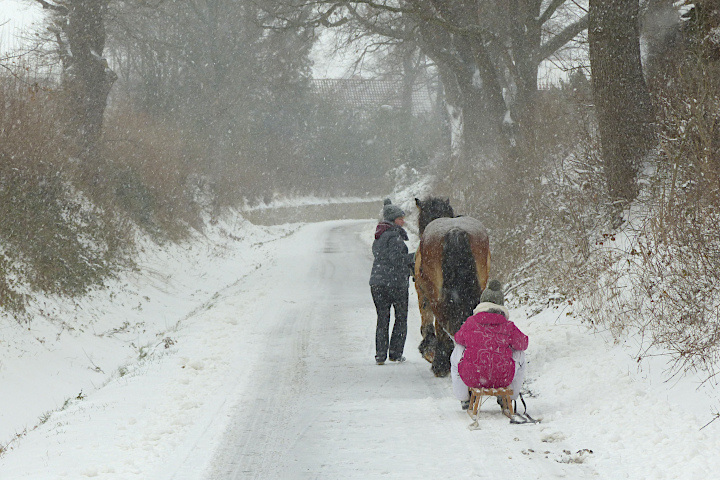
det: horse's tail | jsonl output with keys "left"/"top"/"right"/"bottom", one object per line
{"left": 441, "top": 228, "right": 482, "bottom": 335}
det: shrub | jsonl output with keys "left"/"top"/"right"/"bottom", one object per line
{"left": 623, "top": 54, "right": 720, "bottom": 377}
{"left": 431, "top": 81, "right": 613, "bottom": 306}
{"left": 99, "top": 106, "right": 206, "bottom": 237}
{"left": 0, "top": 71, "right": 128, "bottom": 307}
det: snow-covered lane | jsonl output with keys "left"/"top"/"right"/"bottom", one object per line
{"left": 3, "top": 214, "right": 720, "bottom": 479}
{"left": 199, "top": 220, "right": 587, "bottom": 479}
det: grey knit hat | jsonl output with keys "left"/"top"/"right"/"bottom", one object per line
{"left": 480, "top": 279, "right": 504, "bottom": 306}
{"left": 382, "top": 200, "right": 405, "bottom": 222}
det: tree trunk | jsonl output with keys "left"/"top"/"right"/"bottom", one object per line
{"left": 589, "top": 0, "right": 655, "bottom": 206}
{"left": 431, "top": 35, "right": 508, "bottom": 168}
{"left": 507, "top": 0, "right": 543, "bottom": 166}
{"left": 63, "top": 0, "right": 116, "bottom": 159}
{"left": 400, "top": 44, "right": 417, "bottom": 134}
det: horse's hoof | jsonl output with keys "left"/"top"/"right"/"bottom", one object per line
{"left": 432, "top": 368, "right": 450, "bottom": 378}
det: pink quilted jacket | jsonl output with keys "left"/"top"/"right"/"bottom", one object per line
{"left": 455, "top": 306, "right": 528, "bottom": 389}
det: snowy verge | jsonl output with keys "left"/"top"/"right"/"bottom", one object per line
{"left": 0, "top": 210, "right": 297, "bottom": 454}
{"left": 1, "top": 211, "right": 720, "bottom": 478}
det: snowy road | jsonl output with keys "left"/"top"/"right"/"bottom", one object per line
{"left": 177, "top": 220, "right": 591, "bottom": 479}
{"left": 4, "top": 217, "right": 716, "bottom": 479}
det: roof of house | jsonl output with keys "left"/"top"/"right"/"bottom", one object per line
{"left": 310, "top": 78, "right": 436, "bottom": 116}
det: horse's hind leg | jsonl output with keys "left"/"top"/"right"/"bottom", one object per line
{"left": 418, "top": 308, "right": 436, "bottom": 363}
{"left": 431, "top": 325, "right": 453, "bottom": 377}
{"left": 418, "top": 327, "right": 436, "bottom": 362}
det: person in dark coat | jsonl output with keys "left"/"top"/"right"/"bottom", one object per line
{"left": 369, "top": 199, "right": 415, "bottom": 365}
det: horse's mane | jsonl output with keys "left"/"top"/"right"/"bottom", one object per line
{"left": 416, "top": 197, "right": 455, "bottom": 235}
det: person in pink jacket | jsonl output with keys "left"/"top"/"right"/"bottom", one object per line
{"left": 451, "top": 280, "right": 528, "bottom": 410}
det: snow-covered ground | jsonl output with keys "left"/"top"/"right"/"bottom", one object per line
{"left": 1, "top": 205, "right": 719, "bottom": 479}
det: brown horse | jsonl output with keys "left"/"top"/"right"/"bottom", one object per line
{"left": 414, "top": 197, "right": 490, "bottom": 377}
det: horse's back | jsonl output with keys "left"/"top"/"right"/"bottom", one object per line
{"left": 423, "top": 217, "right": 489, "bottom": 264}
{"left": 422, "top": 216, "right": 488, "bottom": 244}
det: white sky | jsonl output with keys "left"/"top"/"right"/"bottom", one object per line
{"left": 0, "top": 0, "right": 42, "bottom": 53}
{"left": 0, "top": 0, "right": 43, "bottom": 57}
{"left": 0, "top": 0, "right": 354, "bottom": 77}
{"left": 309, "top": 29, "right": 370, "bottom": 79}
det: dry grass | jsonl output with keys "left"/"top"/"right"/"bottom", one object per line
{"left": 432, "top": 82, "right": 611, "bottom": 299}
{"left": 0, "top": 69, "right": 207, "bottom": 311}
{"left": 0, "top": 73, "right": 123, "bottom": 308}
{"left": 99, "top": 107, "right": 206, "bottom": 236}
{"left": 622, "top": 55, "right": 720, "bottom": 378}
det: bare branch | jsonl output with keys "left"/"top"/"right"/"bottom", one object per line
{"left": 34, "top": 0, "right": 68, "bottom": 14}
{"left": 539, "top": 0, "right": 569, "bottom": 26}
{"left": 536, "top": 13, "right": 588, "bottom": 63}
{"left": 344, "top": 4, "right": 409, "bottom": 40}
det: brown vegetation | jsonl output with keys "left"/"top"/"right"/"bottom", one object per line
{"left": 432, "top": 15, "right": 720, "bottom": 379}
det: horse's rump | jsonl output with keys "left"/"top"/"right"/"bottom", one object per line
{"left": 414, "top": 197, "right": 490, "bottom": 376}
{"left": 417, "top": 216, "right": 490, "bottom": 334}
{"left": 441, "top": 228, "right": 482, "bottom": 334}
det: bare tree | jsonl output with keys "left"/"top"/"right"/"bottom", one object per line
{"left": 588, "top": 0, "right": 655, "bottom": 209}
{"left": 35, "top": 0, "right": 117, "bottom": 159}
{"left": 316, "top": 0, "right": 588, "bottom": 174}
{"left": 104, "top": 0, "right": 325, "bottom": 199}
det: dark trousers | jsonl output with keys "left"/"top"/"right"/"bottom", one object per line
{"left": 371, "top": 285, "right": 408, "bottom": 362}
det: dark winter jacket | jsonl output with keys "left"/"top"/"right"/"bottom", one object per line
{"left": 455, "top": 302, "right": 528, "bottom": 389}
{"left": 369, "top": 221, "right": 414, "bottom": 288}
